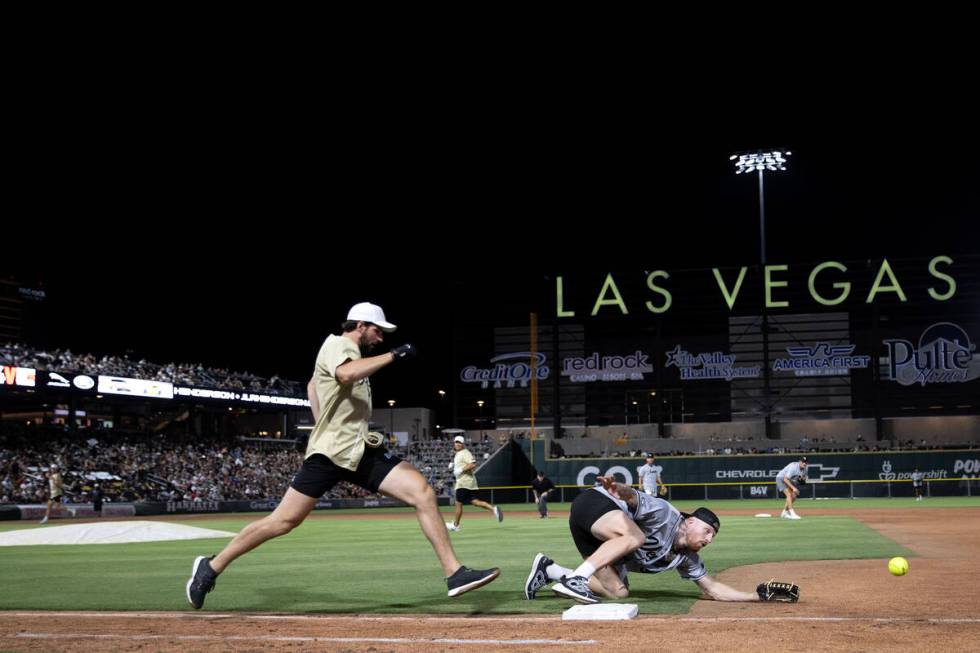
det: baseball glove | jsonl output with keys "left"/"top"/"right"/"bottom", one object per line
{"left": 757, "top": 579, "right": 800, "bottom": 602}
{"left": 658, "top": 485, "right": 668, "bottom": 497}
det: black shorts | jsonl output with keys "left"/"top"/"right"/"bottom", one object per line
{"left": 569, "top": 489, "right": 621, "bottom": 558}
{"left": 50, "top": 494, "right": 63, "bottom": 502}
{"left": 290, "top": 447, "right": 403, "bottom": 499}
{"left": 455, "top": 487, "right": 478, "bottom": 505}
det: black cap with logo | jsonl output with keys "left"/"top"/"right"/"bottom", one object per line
{"left": 681, "top": 507, "right": 720, "bottom": 534}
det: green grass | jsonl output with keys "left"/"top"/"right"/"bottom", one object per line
{"left": 653, "top": 496, "right": 980, "bottom": 511}
{"left": 3, "top": 495, "right": 973, "bottom": 531}
{"left": 0, "top": 499, "right": 938, "bottom": 614}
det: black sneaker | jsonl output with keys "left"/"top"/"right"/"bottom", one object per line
{"left": 523, "top": 552, "right": 553, "bottom": 600}
{"left": 494, "top": 506, "right": 503, "bottom": 523}
{"left": 552, "top": 575, "right": 600, "bottom": 604}
{"left": 446, "top": 565, "right": 500, "bottom": 597}
{"left": 186, "top": 555, "right": 218, "bottom": 609}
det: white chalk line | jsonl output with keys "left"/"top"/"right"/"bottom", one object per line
{"left": 3, "top": 611, "right": 980, "bottom": 624}
{"left": 8, "top": 633, "right": 595, "bottom": 645}
{"left": 1, "top": 611, "right": 553, "bottom": 621}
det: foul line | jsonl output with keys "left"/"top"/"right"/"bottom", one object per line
{"left": 1, "top": 611, "right": 553, "bottom": 622}
{"left": 9, "top": 633, "right": 595, "bottom": 645}
{"left": 650, "top": 616, "right": 980, "bottom": 623}
{"left": 3, "top": 611, "right": 980, "bottom": 624}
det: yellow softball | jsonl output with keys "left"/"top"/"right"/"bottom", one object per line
{"left": 888, "top": 556, "right": 909, "bottom": 576}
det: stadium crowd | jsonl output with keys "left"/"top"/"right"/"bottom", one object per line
{"left": 0, "top": 425, "right": 500, "bottom": 506}
{"left": 1, "top": 342, "right": 302, "bottom": 397}
{"left": 391, "top": 438, "right": 497, "bottom": 496}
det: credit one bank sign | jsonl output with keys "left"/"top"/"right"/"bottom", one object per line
{"left": 460, "top": 351, "right": 653, "bottom": 388}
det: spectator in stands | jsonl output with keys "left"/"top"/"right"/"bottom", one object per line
{"left": 1, "top": 342, "right": 302, "bottom": 396}
{"left": 550, "top": 440, "right": 565, "bottom": 458}
{"left": 91, "top": 483, "right": 103, "bottom": 516}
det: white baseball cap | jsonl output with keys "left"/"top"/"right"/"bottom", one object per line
{"left": 347, "top": 302, "right": 397, "bottom": 332}
{"left": 453, "top": 435, "right": 465, "bottom": 444}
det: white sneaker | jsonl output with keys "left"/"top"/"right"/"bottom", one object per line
{"left": 39, "top": 516, "right": 48, "bottom": 524}
{"left": 788, "top": 512, "right": 802, "bottom": 520}
{"left": 780, "top": 510, "right": 790, "bottom": 519}
{"left": 445, "top": 522, "right": 460, "bottom": 532}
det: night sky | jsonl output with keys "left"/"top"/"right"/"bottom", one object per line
{"left": 6, "top": 129, "right": 978, "bottom": 410}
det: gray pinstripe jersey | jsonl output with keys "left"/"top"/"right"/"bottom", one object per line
{"left": 638, "top": 464, "right": 663, "bottom": 492}
{"left": 594, "top": 487, "right": 706, "bottom": 580}
{"left": 776, "top": 461, "right": 806, "bottom": 482}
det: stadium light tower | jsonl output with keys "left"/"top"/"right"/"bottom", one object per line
{"left": 730, "top": 150, "right": 791, "bottom": 265}
{"left": 730, "top": 149, "right": 791, "bottom": 439}
{"left": 476, "top": 399, "right": 485, "bottom": 434}
{"left": 387, "top": 399, "right": 396, "bottom": 435}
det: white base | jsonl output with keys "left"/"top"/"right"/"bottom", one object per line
{"left": 562, "top": 603, "right": 638, "bottom": 621}
{"left": 755, "top": 513, "right": 772, "bottom": 518}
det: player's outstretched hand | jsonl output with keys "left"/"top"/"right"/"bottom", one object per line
{"left": 390, "top": 344, "right": 416, "bottom": 360}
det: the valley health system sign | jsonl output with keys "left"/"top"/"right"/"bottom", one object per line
{"left": 665, "top": 345, "right": 760, "bottom": 381}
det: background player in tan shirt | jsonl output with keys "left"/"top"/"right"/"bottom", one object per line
{"left": 446, "top": 436, "right": 502, "bottom": 531}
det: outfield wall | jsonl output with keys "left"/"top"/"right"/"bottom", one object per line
{"left": 518, "top": 440, "right": 980, "bottom": 487}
